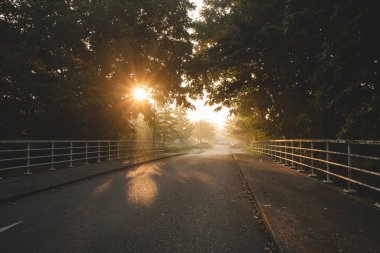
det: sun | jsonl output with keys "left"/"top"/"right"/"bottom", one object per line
{"left": 133, "top": 87, "right": 150, "bottom": 101}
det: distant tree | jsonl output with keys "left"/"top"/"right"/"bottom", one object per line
{"left": 155, "top": 105, "right": 178, "bottom": 144}
{"left": 173, "top": 107, "right": 193, "bottom": 144}
{"left": 133, "top": 114, "right": 152, "bottom": 142}
{"left": 192, "top": 120, "right": 215, "bottom": 143}
{"left": 225, "top": 116, "right": 266, "bottom": 143}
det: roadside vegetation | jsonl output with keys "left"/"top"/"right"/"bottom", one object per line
{"left": 1, "top": 0, "right": 378, "bottom": 142}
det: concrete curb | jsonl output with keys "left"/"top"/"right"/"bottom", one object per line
{"left": 0, "top": 152, "right": 188, "bottom": 204}
{"left": 232, "top": 153, "right": 284, "bottom": 253}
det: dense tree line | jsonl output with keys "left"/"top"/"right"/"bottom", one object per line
{"left": 192, "top": 120, "right": 215, "bottom": 143}
{"left": 133, "top": 105, "right": 193, "bottom": 144}
{"left": 1, "top": 0, "right": 379, "bottom": 141}
{"left": 155, "top": 105, "right": 193, "bottom": 144}
{"left": 189, "top": 0, "right": 379, "bottom": 139}
{"left": 0, "top": 0, "right": 194, "bottom": 139}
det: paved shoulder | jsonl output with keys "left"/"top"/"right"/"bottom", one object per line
{"left": 235, "top": 153, "right": 380, "bottom": 253}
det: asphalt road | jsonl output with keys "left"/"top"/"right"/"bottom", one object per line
{"left": 0, "top": 146, "right": 272, "bottom": 253}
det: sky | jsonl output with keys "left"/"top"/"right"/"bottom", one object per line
{"left": 187, "top": 0, "right": 231, "bottom": 129}
{"left": 187, "top": 98, "right": 230, "bottom": 130}
{"left": 189, "top": 0, "right": 204, "bottom": 20}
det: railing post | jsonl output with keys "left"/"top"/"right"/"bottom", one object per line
{"left": 256, "top": 142, "right": 259, "bottom": 155}
{"left": 284, "top": 141, "right": 289, "bottom": 166}
{"left": 97, "top": 141, "right": 101, "bottom": 163}
{"left": 117, "top": 141, "right": 120, "bottom": 160}
{"left": 308, "top": 142, "right": 317, "bottom": 177}
{"left": 24, "top": 142, "right": 32, "bottom": 175}
{"left": 297, "top": 142, "right": 305, "bottom": 172}
{"left": 344, "top": 143, "right": 356, "bottom": 193}
{"left": 49, "top": 142, "right": 56, "bottom": 171}
{"left": 291, "top": 141, "right": 295, "bottom": 169}
{"left": 107, "top": 141, "right": 111, "bottom": 160}
{"left": 278, "top": 142, "right": 284, "bottom": 164}
{"left": 274, "top": 142, "right": 278, "bottom": 162}
{"left": 323, "top": 143, "right": 333, "bottom": 183}
{"left": 263, "top": 141, "right": 266, "bottom": 158}
{"left": 69, "top": 142, "right": 73, "bottom": 167}
{"left": 85, "top": 141, "right": 89, "bottom": 164}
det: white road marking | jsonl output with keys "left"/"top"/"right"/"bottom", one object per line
{"left": 0, "top": 221, "right": 23, "bottom": 233}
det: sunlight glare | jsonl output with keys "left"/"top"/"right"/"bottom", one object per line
{"left": 187, "top": 98, "right": 230, "bottom": 129}
{"left": 126, "top": 164, "right": 162, "bottom": 206}
{"left": 133, "top": 87, "right": 150, "bottom": 101}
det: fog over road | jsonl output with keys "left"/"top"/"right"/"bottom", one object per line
{"left": 0, "top": 146, "right": 271, "bottom": 253}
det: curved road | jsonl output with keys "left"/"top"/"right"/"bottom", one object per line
{"left": 0, "top": 146, "right": 272, "bottom": 252}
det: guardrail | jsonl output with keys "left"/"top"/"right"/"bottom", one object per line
{"left": 251, "top": 140, "right": 380, "bottom": 207}
{"left": 0, "top": 140, "right": 165, "bottom": 177}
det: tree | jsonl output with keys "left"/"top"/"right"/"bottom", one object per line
{"left": 155, "top": 105, "right": 178, "bottom": 144}
{"left": 173, "top": 107, "right": 193, "bottom": 144}
{"left": 188, "top": 0, "right": 380, "bottom": 139}
{"left": 225, "top": 116, "right": 266, "bottom": 143}
{"left": 0, "top": 0, "right": 195, "bottom": 139}
{"left": 192, "top": 120, "right": 216, "bottom": 143}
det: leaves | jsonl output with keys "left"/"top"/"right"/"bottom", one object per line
{"left": 0, "top": 0, "right": 194, "bottom": 139}
{"left": 189, "top": 0, "right": 380, "bottom": 139}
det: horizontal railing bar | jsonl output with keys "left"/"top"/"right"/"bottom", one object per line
{"left": 255, "top": 149, "right": 380, "bottom": 193}
{"left": 0, "top": 157, "right": 27, "bottom": 162}
{"left": 0, "top": 164, "right": 29, "bottom": 171}
{"left": 255, "top": 139, "right": 380, "bottom": 145}
{"left": 5, "top": 151, "right": 144, "bottom": 157}
{"left": 258, "top": 147, "right": 380, "bottom": 177}
{"left": 0, "top": 140, "right": 163, "bottom": 144}
{"left": 264, "top": 150, "right": 380, "bottom": 192}
{"left": 0, "top": 145, "right": 157, "bottom": 153}
{"left": 0, "top": 149, "right": 28, "bottom": 153}
{"left": 267, "top": 144, "right": 380, "bottom": 161}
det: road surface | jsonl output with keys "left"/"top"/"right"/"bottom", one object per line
{"left": 0, "top": 146, "right": 272, "bottom": 252}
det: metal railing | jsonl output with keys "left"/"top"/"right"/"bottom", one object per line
{"left": 0, "top": 140, "right": 165, "bottom": 177}
{"left": 251, "top": 140, "right": 380, "bottom": 206}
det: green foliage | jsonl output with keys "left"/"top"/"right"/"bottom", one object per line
{"left": 192, "top": 120, "right": 216, "bottom": 143}
{"left": 0, "top": 0, "right": 194, "bottom": 139}
{"left": 189, "top": 0, "right": 380, "bottom": 139}
{"left": 164, "top": 144, "right": 193, "bottom": 153}
{"left": 154, "top": 105, "right": 193, "bottom": 144}
{"left": 155, "top": 105, "right": 178, "bottom": 144}
{"left": 225, "top": 116, "right": 266, "bottom": 143}
{"left": 173, "top": 107, "right": 193, "bottom": 144}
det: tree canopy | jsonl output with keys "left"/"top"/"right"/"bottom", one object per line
{"left": 0, "top": 0, "right": 194, "bottom": 139}
{"left": 1, "top": 0, "right": 379, "bottom": 141}
{"left": 188, "top": 0, "right": 379, "bottom": 139}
